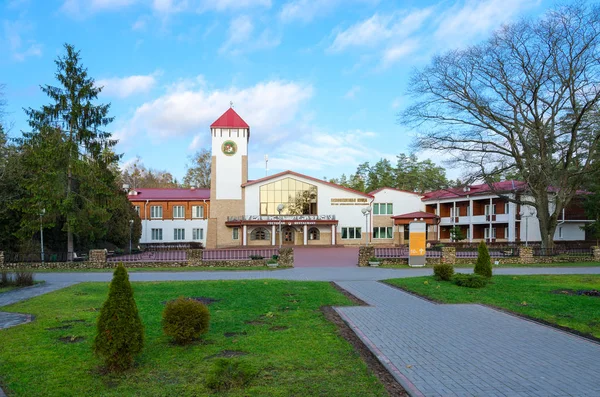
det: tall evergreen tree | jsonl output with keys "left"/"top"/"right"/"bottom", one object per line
{"left": 20, "top": 44, "right": 117, "bottom": 260}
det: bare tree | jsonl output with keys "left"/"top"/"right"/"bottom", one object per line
{"left": 183, "top": 148, "right": 211, "bottom": 188}
{"left": 403, "top": 2, "right": 600, "bottom": 248}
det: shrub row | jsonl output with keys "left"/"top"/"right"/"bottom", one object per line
{"left": 0, "top": 270, "right": 35, "bottom": 288}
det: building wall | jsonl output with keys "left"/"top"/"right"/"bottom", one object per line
{"left": 131, "top": 200, "right": 210, "bottom": 221}
{"left": 139, "top": 219, "right": 208, "bottom": 245}
{"left": 212, "top": 127, "right": 248, "bottom": 200}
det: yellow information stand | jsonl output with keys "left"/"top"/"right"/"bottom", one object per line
{"left": 409, "top": 221, "right": 426, "bottom": 267}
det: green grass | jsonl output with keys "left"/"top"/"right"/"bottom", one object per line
{"left": 0, "top": 286, "right": 18, "bottom": 293}
{"left": 385, "top": 275, "right": 600, "bottom": 338}
{"left": 380, "top": 261, "right": 600, "bottom": 269}
{"left": 33, "top": 266, "right": 290, "bottom": 273}
{"left": 0, "top": 280, "right": 386, "bottom": 397}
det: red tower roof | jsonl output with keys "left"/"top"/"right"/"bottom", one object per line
{"left": 210, "top": 108, "right": 250, "bottom": 129}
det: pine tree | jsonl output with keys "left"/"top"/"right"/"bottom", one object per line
{"left": 93, "top": 264, "right": 144, "bottom": 372}
{"left": 474, "top": 241, "right": 492, "bottom": 278}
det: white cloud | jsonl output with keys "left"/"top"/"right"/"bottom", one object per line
{"left": 2, "top": 19, "right": 42, "bottom": 62}
{"left": 198, "top": 0, "right": 271, "bottom": 12}
{"left": 219, "top": 15, "right": 280, "bottom": 55}
{"left": 61, "top": 0, "right": 137, "bottom": 16}
{"left": 132, "top": 16, "right": 149, "bottom": 31}
{"left": 328, "top": 8, "right": 432, "bottom": 53}
{"left": 380, "top": 39, "right": 419, "bottom": 69}
{"left": 280, "top": 0, "right": 378, "bottom": 24}
{"left": 151, "top": 0, "right": 271, "bottom": 14}
{"left": 116, "top": 79, "right": 313, "bottom": 145}
{"left": 97, "top": 72, "right": 159, "bottom": 98}
{"left": 344, "top": 85, "right": 361, "bottom": 99}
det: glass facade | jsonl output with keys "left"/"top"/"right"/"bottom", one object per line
{"left": 259, "top": 178, "right": 318, "bottom": 215}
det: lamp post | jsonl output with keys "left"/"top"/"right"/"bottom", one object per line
{"left": 129, "top": 219, "right": 134, "bottom": 254}
{"left": 519, "top": 208, "right": 535, "bottom": 247}
{"left": 361, "top": 207, "right": 372, "bottom": 246}
{"left": 277, "top": 204, "right": 285, "bottom": 249}
{"left": 40, "top": 208, "right": 45, "bottom": 264}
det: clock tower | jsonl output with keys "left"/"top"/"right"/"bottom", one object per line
{"left": 206, "top": 107, "right": 249, "bottom": 248}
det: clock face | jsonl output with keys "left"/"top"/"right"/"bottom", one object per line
{"left": 221, "top": 140, "right": 237, "bottom": 156}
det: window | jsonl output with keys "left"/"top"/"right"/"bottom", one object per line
{"left": 504, "top": 202, "right": 509, "bottom": 214}
{"left": 484, "top": 228, "right": 497, "bottom": 239}
{"left": 373, "top": 227, "right": 393, "bottom": 239}
{"left": 374, "top": 203, "right": 393, "bottom": 215}
{"left": 134, "top": 206, "right": 140, "bottom": 215}
{"left": 251, "top": 227, "right": 270, "bottom": 241}
{"left": 504, "top": 227, "right": 509, "bottom": 239}
{"left": 341, "top": 227, "right": 362, "bottom": 239}
{"left": 466, "top": 228, "right": 471, "bottom": 239}
{"left": 192, "top": 228, "right": 204, "bottom": 240}
{"left": 173, "top": 205, "right": 184, "bottom": 219}
{"left": 259, "top": 177, "right": 318, "bottom": 215}
{"left": 449, "top": 207, "right": 457, "bottom": 217}
{"left": 174, "top": 228, "right": 185, "bottom": 240}
{"left": 466, "top": 205, "right": 470, "bottom": 216}
{"left": 150, "top": 206, "right": 163, "bottom": 219}
{"left": 484, "top": 204, "right": 496, "bottom": 216}
{"left": 151, "top": 228, "right": 163, "bottom": 241}
{"left": 192, "top": 205, "right": 204, "bottom": 219}
{"left": 308, "top": 227, "right": 320, "bottom": 240}
{"left": 404, "top": 225, "right": 410, "bottom": 241}
{"left": 232, "top": 227, "right": 239, "bottom": 240}
{"left": 558, "top": 226, "right": 563, "bottom": 239}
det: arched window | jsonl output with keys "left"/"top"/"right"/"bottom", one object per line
{"left": 251, "top": 227, "right": 271, "bottom": 241}
{"left": 308, "top": 227, "right": 320, "bottom": 240}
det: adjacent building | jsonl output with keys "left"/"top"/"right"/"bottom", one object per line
{"left": 127, "top": 108, "right": 592, "bottom": 248}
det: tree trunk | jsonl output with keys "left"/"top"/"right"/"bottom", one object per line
{"left": 67, "top": 164, "right": 73, "bottom": 262}
{"left": 533, "top": 189, "right": 558, "bottom": 249}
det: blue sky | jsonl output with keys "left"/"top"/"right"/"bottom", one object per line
{"left": 1, "top": 0, "right": 559, "bottom": 182}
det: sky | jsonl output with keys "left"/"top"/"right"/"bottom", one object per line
{"left": 1, "top": 0, "right": 563, "bottom": 182}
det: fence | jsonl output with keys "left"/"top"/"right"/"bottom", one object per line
{"left": 202, "top": 248, "right": 279, "bottom": 261}
{"left": 456, "top": 247, "right": 519, "bottom": 258}
{"left": 533, "top": 247, "right": 593, "bottom": 258}
{"left": 107, "top": 250, "right": 187, "bottom": 263}
{"left": 3, "top": 252, "right": 72, "bottom": 263}
{"left": 374, "top": 247, "right": 442, "bottom": 258}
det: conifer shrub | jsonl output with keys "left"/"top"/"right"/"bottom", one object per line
{"left": 453, "top": 273, "right": 489, "bottom": 288}
{"left": 93, "top": 264, "right": 144, "bottom": 372}
{"left": 433, "top": 264, "right": 454, "bottom": 281}
{"left": 205, "top": 359, "right": 257, "bottom": 391}
{"left": 162, "top": 297, "right": 210, "bottom": 345}
{"left": 474, "top": 240, "right": 492, "bottom": 278}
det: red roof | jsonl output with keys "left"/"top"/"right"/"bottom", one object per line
{"left": 210, "top": 108, "right": 250, "bottom": 129}
{"left": 242, "top": 170, "right": 374, "bottom": 198}
{"left": 422, "top": 180, "right": 528, "bottom": 201}
{"left": 369, "top": 187, "right": 421, "bottom": 196}
{"left": 391, "top": 211, "right": 439, "bottom": 219}
{"left": 127, "top": 188, "right": 210, "bottom": 201}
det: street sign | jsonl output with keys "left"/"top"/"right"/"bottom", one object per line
{"left": 409, "top": 221, "right": 426, "bottom": 267}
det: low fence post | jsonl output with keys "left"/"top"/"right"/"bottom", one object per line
{"left": 593, "top": 246, "right": 600, "bottom": 262}
{"left": 89, "top": 249, "right": 107, "bottom": 267}
{"left": 187, "top": 249, "right": 204, "bottom": 266}
{"left": 278, "top": 247, "right": 294, "bottom": 267}
{"left": 519, "top": 247, "right": 533, "bottom": 264}
{"left": 358, "top": 246, "right": 375, "bottom": 267}
{"left": 441, "top": 247, "right": 456, "bottom": 265}
{"left": 0, "top": 251, "right": 4, "bottom": 269}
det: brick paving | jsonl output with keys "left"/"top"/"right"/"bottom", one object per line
{"left": 335, "top": 280, "right": 600, "bottom": 397}
{"left": 294, "top": 247, "right": 359, "bottom": 267}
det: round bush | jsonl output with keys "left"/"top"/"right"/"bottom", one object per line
{"left": 453, "top": 273, "right": 489, "bottom": 288}
{"left": 433, "top": 264, "right": 454, "bottom": 281}
{"left": 162, "top": 297, "right": 210, "bottom": 344}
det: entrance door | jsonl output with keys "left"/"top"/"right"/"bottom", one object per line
{"left": 283, "top": 227, "right": 294, "bottom": 244}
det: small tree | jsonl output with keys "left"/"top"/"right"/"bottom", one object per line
{"left": 93, "top": 264, "right": 144, "bottom": 372}
{"left": 162, "top": 297, "right": 210, "bottom": 345}
{"left": 449, "top": 226, "right": 466, "bottom": 242}
{"left": 474, "top": 241, "right": 492, "bottom": 278}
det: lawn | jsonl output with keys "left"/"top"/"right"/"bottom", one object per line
{"left": 380, "top": 261, "right": 600, "bottom": 269}
{"left": 0, "top": 280, "right": 386, "bottom": 396}
{"left": 385, "top": 275, "right": 600, "bottom": 339}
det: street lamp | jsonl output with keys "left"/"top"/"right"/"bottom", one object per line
{"left": 519, "top": 208, "right": 536, "bottom": 247}
{"left": 129, "top": 219, "right": 134, "bottom": 254}
{"left": 277, "top": 204, "right": 285, "bottom": 249}
{"left": 361, "top": 207, "right": 372, "bottom": 246}
{"left": 40, "top": 208, "right": 45, "bottom": 263}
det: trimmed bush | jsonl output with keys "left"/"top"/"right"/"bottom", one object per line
{"left": 474, "top": 241, "right": 492, "bottom": 278}
{"left": 205, "top": 359, "right": 257, "bottom": 391}
{"left": 93, "top": 264, "right": 144, "bottom": 372}
{"left": 162, "top": 297, "right": 210, "bottom": 345}
{"left": 453, "top": 273, "right": 489, "bottom": 288}
{"left": 14, "top": 269, "right": 34, "bottom": 287}
{"left": 433, "top": 264, "right": 454, "bottom": 281}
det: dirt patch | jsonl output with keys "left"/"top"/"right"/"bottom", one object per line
{"left": 61, "top": 319, "right": 87, "bottom": 324}
{"left": 46, "top": 325, "right": 73, "bottom": 331}
{"left": 268, "top": 325, "right": 289, "bottom": 331}
{"left": 551, "top": 289, "right": 600, "bottom": 297}
{"left": 245, "top": 319, "right": 267, "bottom": 325}
{"left": 206, "top": 350, "right": 248, "bottom": 359}
{"left": 321, "top": 306, "right": 407, "bottom": 397}
{"left": 82, "top": 307, "right": 100, "bottom": 312}
{"left": 162, "top": 296, "right": 221, "bottom": 305}
{"left": 330, "top": 282, "right": 369, "bottom": 306}
{"left": 58, "top": 335, "right": 85, "bottom": 343}
{"left": 224, "top": 331, "right": 247, "bottom": 338}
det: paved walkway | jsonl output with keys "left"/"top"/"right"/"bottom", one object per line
{"left": 335, "top": 281, "right": 600, "bottom": 397}
{"left": 294, "top": 247, "right": 359, "bottom": 267}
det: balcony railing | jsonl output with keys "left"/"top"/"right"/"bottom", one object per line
{"left": 227, "top": 215, "right": 336, "bottom": 222}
